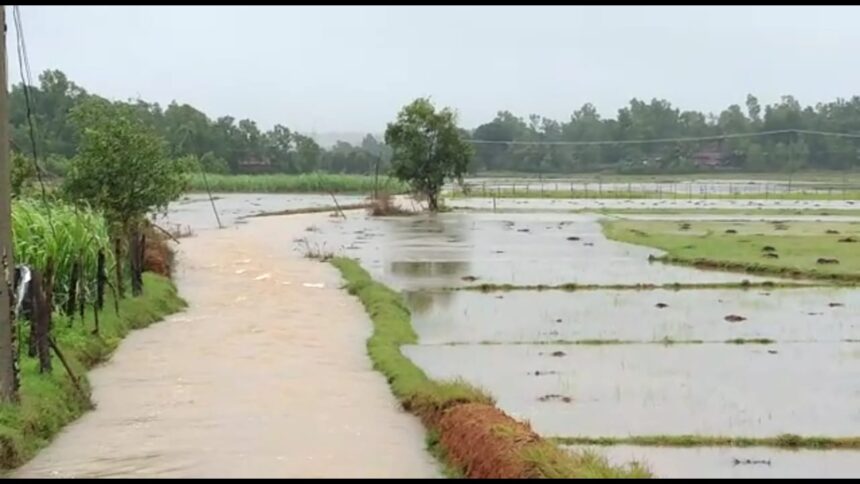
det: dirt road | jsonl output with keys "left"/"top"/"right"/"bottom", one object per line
{"left": 13, "top": 213, "right": 439, "bottom": 478}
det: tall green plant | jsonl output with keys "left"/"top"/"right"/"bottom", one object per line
{"left": 12, "top": 199, "right": 114, "bottom": 311}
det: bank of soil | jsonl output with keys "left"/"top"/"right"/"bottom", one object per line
{"left": 12, "top": 213, "right": 439, "bottom": 478}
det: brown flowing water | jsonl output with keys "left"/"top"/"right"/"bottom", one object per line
{"left": 13, "top": 212, "right": 439, "bottom": 478}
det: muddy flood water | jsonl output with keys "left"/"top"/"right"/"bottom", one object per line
{"left": 13, "top": 202, "right": 439, "bottom": 478}
{"left": 18, "top": 193, "right": 858, "bottom": 478}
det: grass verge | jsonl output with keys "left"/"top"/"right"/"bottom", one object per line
{"left": 446, "top": 280, "right": 819, "bottom": 292}
{"left": 189, "top": 173, "right": 409, "bottom": 194}
{"left": 553, "top": 434, "right": 860, "bottom": 450}
{"left": 0, "top": 273, "right": 186, "bottom": 470}
{"left": 435, "top": 338, "right": 787, "bottom": 346}
{"left": 601, "top": 219, "right": 860, "bottom": 283}
{"left": 330, "top": 257, "right": 650, "bottom": 478}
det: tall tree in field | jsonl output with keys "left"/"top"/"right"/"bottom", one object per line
{"left": 64, "top": 99, "right": 191, "bottom": 297}
{"left": 384, "top": 98, "right": 472, "bottom": 211}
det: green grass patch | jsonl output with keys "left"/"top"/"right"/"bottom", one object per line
{"left": 0, "top": 273, "right": 186, "bottom": 471}
{"left": 189, "top": 173, "right": 409, "bottom": 194}
{"left": 725, "top": 338, "right": 775, "bottom": 345}
{"left": 522, "top": 443, "right": 651, "bottom": 478}
{"left": 330, "top": 257, "right": 648, "bottom": 478}
{"left": 553, "top": 434, "right": 860, "bottom": 450}
{"left": 602, "top": 219, "right": 860, "bottom": 283}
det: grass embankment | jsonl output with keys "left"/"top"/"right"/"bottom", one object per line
{"left": 554, "top": 434, "right": 860, "bottom": 450}
{"left": 449, "top": 280, "right": 815, "bottom": 292}
{"left": 0, "top": 274, "right": 186, "bottom": 470}
{"left": 437, "top": 338, "right": 779, "bottom": 346}
{"left": 449, "top": 189, "right": 860, "bottom": 201}
{"left": 330, "top": 258, "right": 649, "bottom": 478}
{"left": 189, "top": 173, "right": 409, "bottom": 194}
{"left": 601, "top": 219, "right": 860, "bottom": 283}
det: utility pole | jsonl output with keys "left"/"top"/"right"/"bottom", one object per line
{"left": 0, "top": 5, "right": 19, "bottom": 402}
{"left": 373, "top": 155, "right": 380, "bottom": 201}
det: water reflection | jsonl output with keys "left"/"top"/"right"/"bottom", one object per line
{"left": 403, "top": 290, "right": 456, "bottom": 316}
{"left": 391, "top": 261, "right": 469, "bottom": 277}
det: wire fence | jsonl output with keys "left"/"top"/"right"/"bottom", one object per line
{"left": 453, "top": 179, "right": 860, "bottom": 201}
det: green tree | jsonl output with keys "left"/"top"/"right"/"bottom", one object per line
{"left": 746, "top": 94, "right": 762, "bottom": 127}
{"left": 292, "top": 134, "right": 322, "bottom": 173}
{"left": 384, "top": 98, "right": 473, "bottom": 211}
{"left": 64, "top": 99, "right": 191, "bottom": 296}
{"left": 11, "top": 152, "right": 36, "bottom": 198}
{"left": 743, "top": 143, "right": 767, "bottom": 171}
{"left": 199, "top": 152, "right": 230, "bottom": 174}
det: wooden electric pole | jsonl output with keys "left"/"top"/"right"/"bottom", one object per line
{"left": 0, "top": 5, "right": 19, "bottom": 402}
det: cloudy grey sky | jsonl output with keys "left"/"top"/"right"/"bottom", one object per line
{"left": 8, "top": 6, "right": 860, "bottom": 136}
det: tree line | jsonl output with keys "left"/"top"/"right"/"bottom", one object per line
{"left": 10, "top": 69, "right": 392, "bottom": 178}
{"left": 471, "top": 97, "right": 860, "bottom": 174}
{"left": 10, "top": 69, "right": 860, "bottom": 177}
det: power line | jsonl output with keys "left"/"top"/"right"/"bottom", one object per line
{"left": 12, "top": 6, "right": 55, "bottom": 237}
{"left": 465, "top": 128, "right": 860, "bottom": 147}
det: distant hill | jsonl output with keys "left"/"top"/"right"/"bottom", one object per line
{"left": 309, "top": 132, "right": 384, "bottom": 149}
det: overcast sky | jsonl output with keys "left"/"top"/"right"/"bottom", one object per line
{"left": 9, "top": 6, "right": 860, "bottom": 135}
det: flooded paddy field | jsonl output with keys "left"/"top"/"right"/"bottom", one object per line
{"left": 447, "top": 196, "right": 859, "bottom": 213}
{"left": 459, "top": 176, "right": 860, "bottom": 197}
{"left": 403, "top": 342, "right": 860, "bottom": 437}
{"left": 406, "top": 287, "right": 860, "bottom": 345}
{"left": 562, "top": 444, "right": 860, "bottom": 478}
{"left": 158, "top": 193, "right": 367, "bottom": 231}
{"left": 294, "top": 211, "right": 778, "bottom": 290}
{"left": 169, "top": 193, "right": 860, "bottom": 477}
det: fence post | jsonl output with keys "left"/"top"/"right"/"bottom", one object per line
{"left": 65, "top": 260, "right": 80, "bottom": 322}
{"left": 29, "top": 269, "right": 51, "bottom": 374}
